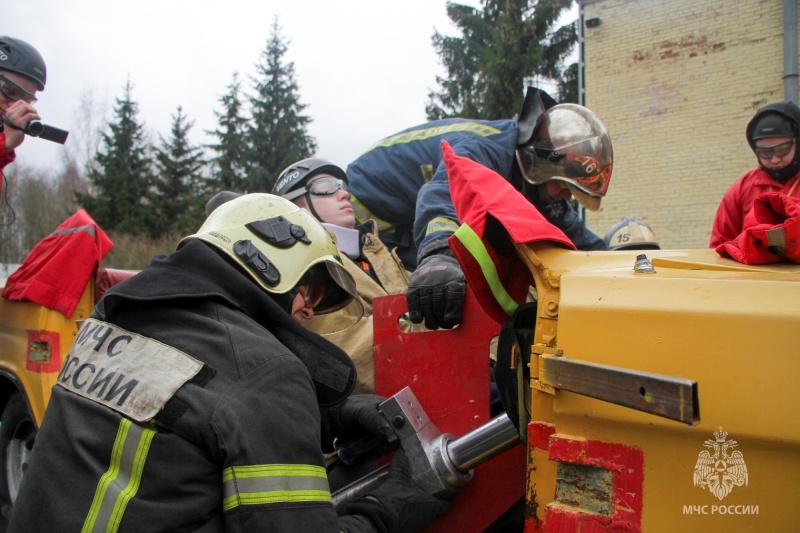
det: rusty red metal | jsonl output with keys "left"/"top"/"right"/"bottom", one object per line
{"left": 527, "top": 421, "right": 644, "bottom": 532}
{"left": 373, "top": 289, "right": 527, "bottom": 532}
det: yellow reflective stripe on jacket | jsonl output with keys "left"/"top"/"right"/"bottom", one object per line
{"left": 82, "top": 419, "right": 156, "bottom": 533}
{"left": 454, "top": 223, "right": 519, "bottom": 317}
{"left": 222, "top": 464, "right": 331, "bottom": 511}
{"left": 425, "top": 217, "right": 460, "bottom": 237}
{"left": 368, "top": 121, "right": 503, "bottom": 150}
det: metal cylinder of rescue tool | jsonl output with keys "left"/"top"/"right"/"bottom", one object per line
{"left": 331, "top": 413, "right": 520, "bottom": 511}
{"left": 445, "top": 412, "right": 520, "bottom": 471}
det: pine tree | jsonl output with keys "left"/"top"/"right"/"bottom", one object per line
{"left": 76, "top": 80, "right": 153, "bottom": 234}
{"left": 151, "top": 106, "right": 207, "bottom": 236}
{"left": 427, "top": 0, "right": 578, "bottom": 121}
{"left": 247, "top": 16, "right": 317, "bottom": 192}
{"left": 206, "top": 72, "right": 250, "bottom": 193}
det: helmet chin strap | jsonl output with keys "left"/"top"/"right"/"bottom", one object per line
{"left": 305, "top": 192, "right": 324, "bottom": 221}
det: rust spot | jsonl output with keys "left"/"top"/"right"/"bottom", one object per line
{"left": 527, "top": 482, "right": 541, "bottom": 528}
{"left": 554, "top": 463, "right": 613, "bottom": 516}
{"left": 29, "top": 340, "right": 51, "bottom": 362}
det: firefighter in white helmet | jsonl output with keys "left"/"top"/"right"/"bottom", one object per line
{"left": 8, "top": 194, "right": 450, "bottom": 532}
{"left": 604, "top": 216, "right": 661, "bottom": 251}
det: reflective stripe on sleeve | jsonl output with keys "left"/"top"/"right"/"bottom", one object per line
{"left": 222, "top": 464, "right": 331, "bottom": 511}
{"left": 425, "top": 217, "right": 460, "bottom": 237}
{"left": 82, "top": 418, "right": 156, "bottom": 533}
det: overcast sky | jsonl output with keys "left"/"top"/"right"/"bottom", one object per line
{"left": 6, "top": 0, "right": 576, "bottom": 174}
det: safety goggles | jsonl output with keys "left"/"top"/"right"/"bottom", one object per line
{"left": 284, "top": 176, "right": 348, "bottom": 201}
{"left": 307, "top": 177, "right": 348, "bottom": 197}
{"left": 0, "top": 74, "right": 37, "bottom": 105}
{"left": 755, "top": 139, "right": 795, "bottom": 160}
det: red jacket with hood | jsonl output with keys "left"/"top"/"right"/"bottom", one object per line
{"left": 710, "top": 168, "right": 800, "bottom": 247}
{"left": 710, "top": 101, "right": 800, "bottom": 247}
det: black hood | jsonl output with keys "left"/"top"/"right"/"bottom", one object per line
{"left": 745, "top": 101, "right": 800, "bottom": 183}
{"left": 746, "top": 101, "right": 800, "bottom": 150}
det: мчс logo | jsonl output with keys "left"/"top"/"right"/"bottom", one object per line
{"left": 693, "top": 427, "right": 748, "bottom": 500}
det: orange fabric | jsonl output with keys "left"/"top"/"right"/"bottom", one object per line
{"left": 715, "top": 192, "right": 800, "bottom": 264}
{"left": 3, "top": 209, "right": 113, "bottom": 316}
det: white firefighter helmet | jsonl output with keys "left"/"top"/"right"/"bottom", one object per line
{"left": 604, "top": 216, "right": 660, "bottom": 251}
{"left": 180, "top": 193, "right": 363, "bottom": 327}
{"left": 516, "top": 103, "right": 613, "bottom": 211}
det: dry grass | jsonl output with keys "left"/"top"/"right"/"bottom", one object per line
{"left": 101, "top": 231, "right": 185, "bottom": 270}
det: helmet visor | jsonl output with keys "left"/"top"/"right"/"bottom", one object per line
{"left": 301, "top": 261, "right": 364, "bottom": 334}
{"left": 524, "top": 135, "right": 612, "bottom": 197}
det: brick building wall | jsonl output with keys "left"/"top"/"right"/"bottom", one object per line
{"left": 579, "top": 0, "right": 798, "bottom": 248}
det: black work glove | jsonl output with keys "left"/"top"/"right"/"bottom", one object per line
{"left": 328, "top": 394, "right": 393, "bottom": 440}
{"left": 406, "top": 254, "right": 466, "bottom": 329}
{"left": 354, "top": 448, "right": 451, "bottom": 533}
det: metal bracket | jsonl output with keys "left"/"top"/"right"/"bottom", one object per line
{"left": 537, "top": 354, "right": 699, "bottom": 425}
{"left": 379, "top": 386, "right": 473, "bottom": 495}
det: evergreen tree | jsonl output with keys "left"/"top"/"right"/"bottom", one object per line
{"left": 427, "top": 0, "right": 578, "bottom": 121}
{"left": 557, "top": 61, "right": 579, "bottom": 104}
{"left": 76, "top": 81, "right": 153, "bottom": 234}
{"left": 247, "top": 16, "right": 317, "bottom": 192}
{"left": 207, "top": 72, "right": 250, "bottom": 193}
{"left": 151, "top": 106, "right": 207, "bottom": 236}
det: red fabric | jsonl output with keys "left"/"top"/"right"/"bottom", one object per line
{"left": 3, "top": 209, "right": 113, "bottom": 317}
{"left": 715, "top": 192, "right": 800, "bottom": 264}
{"left": 95, "top": 268, "right": 137, "bottom": 303}
{"left": 441, "top": 140, "right": 575, "bottom": 323}
{"left": 710, "top": 167, "right": 800, "bottom": 247}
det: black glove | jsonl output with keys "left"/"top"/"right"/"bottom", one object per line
{"left": 328, "top": 394, "right": 393, "bottom": 439}
{"left": 359, "top": 448, "right": 451, "bottom": 532}
{"left": 406, "top": 254, "right": 466, "bottom": 329}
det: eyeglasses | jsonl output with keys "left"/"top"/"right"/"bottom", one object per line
{"left": 296, "top": 282, "right": 326, "bottom": 310}
{"left": 307, "top": 177, "right": 348, "bottom": 197}
{"left": 0, "top": 74, "right": 37, "bottom": 105}
{"left": 755, "top": 139, "right": 795, "bottom": 160}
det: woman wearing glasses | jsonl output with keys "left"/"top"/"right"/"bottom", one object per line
{"left": 0, "top": 36, "right": 46, "bottom": 179}
{"left": 269, "top": 158, "right": 411, "bottom": 394}
{"left": 711, "top": 101, "right": 800, "bottom": 247}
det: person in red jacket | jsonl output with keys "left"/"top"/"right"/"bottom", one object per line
{"left": 710, "top": 101, "right": 800, "bottom": 247}
{"left": 0, "top": 36, "right": 46, "bottom": 182}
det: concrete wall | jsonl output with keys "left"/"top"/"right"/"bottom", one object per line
{"left": 579, "top": 0, "right": 798, "bottom": 248}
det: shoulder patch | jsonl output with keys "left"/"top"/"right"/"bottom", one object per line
{"left": 56, "top": 319, "right": 203, "bottom": 422}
